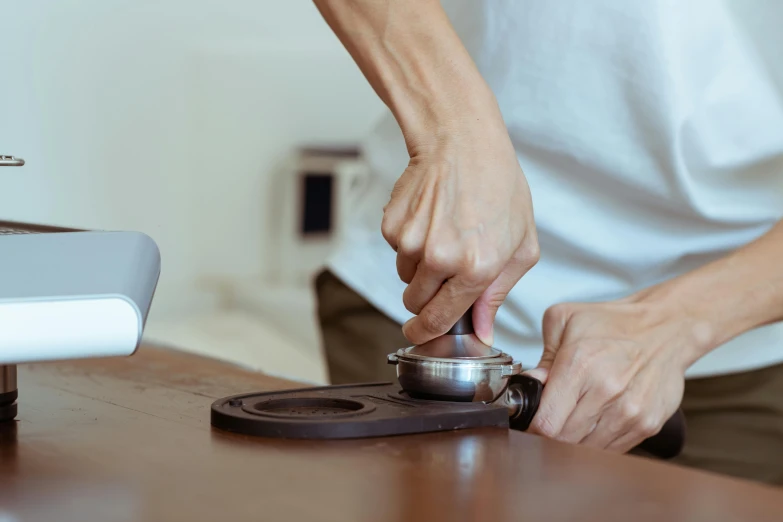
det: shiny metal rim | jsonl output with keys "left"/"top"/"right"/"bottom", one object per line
{"left": 394, "top": 346, "right": 509, "bottom": 363}
{"left": 390, "top": 348, "right": 520, "bottom": 371}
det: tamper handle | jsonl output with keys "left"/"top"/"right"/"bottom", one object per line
{"left": 447, "top": 306, "right": 474, "bottom": 335}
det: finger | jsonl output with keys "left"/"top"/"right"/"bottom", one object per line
{"left": 563, "top": 367, "right": 631, "bottom": 447}
{"left": 521, "top": 304, "right": 571, "bottom": 383}
{"left": 578, "top": 415, "right": 621, "bottom": 450}
{"left": 542, "top": 303, "right": 572, "bottom": 354}
{"left": 580, "top": 398, "right": 650, "bottom": 452}
{"left": 472, "top": 242, "right": 538, "bottom": 345}
{"left": 521, "top": 303, "right": 570, "bottom": 386}
{"left": 380, "top": 192, "right": 410, "bottom": 253}
{"left": 558, "top": 388, "right": 608, "bottom": 444}
{"left": 527, "top": 350, "right": 585, "bottom": 441}
{"left": 392, "top": 203, "right": 433, "bottom": 284}
{"left": 522, "top": 346, "right": 556, "bottom": 385}
{"left": 394, "top": 222, "right": 427, "bottom": 284}
{"left": 604, "top": 410, "right": 665, "bottom": 454}
{"left": 396, "top": 255, "right": 418, "bottom": 284}
{"left": 402, "top": 263, "right": 449, "bottom": 315}
{"left": 522, "top": 366, "right": 550, "bottom": 385}
{"left": 381, "top": 210, "right": 401, "bottom": 252}
{"left": 605, "top": 431, "right": 649, "bottom": 454}
{"left": 383, "top": 169, "right": 435, "bottom": 252}
{"left": 402, "top": 275, "right": 483, "bottom": 345}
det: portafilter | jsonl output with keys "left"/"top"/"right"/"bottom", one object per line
{"left": 388, "top": 307, "right": 685, "bottom": 459}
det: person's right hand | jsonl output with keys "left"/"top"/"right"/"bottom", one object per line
{"left": 312, "top": 0, "right": 538, "bottom": 346}
{"left": 382, "top": 114, "right": 540, "bottom": 347}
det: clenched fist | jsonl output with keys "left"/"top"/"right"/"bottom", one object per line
{"left": 382, "top": 120, "right": 539, "bottom": 346}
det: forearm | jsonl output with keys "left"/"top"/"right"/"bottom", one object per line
{"left": 637, "top": 219, "right": 783, "bottom": 363}
{"left": 313, "top": 0, "right": 500, "bottom": 153}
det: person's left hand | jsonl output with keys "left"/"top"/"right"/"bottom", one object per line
{"left": 524, "top": 294, "right": 710, "bottom": 453}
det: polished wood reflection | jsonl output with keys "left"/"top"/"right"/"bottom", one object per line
{"left": 0, "top": 345, "right": 781, "bottom": 522}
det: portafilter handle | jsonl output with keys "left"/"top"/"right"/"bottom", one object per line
{"left": 505, "top": 374, "right": 686, "bottom": 460}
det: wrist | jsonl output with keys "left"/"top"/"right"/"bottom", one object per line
{"left": 632, "top": 222, "right": 783, "bottom": 368}
{"left": 631, "top": 266, "right": 774, "bottom": 367}
{"left": 629, "top": 280, "right": 721, "bottom": 369}
{"left": 388, "top": 63, "right": 507, "bottom": 157}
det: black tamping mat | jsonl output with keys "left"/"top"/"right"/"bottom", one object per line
{"left": 211, "top": 382, "right": 510, "bottom": 439}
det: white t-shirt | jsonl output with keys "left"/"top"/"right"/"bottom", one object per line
{"left": 327, "top": 0, "right": 783, "bottom": 378}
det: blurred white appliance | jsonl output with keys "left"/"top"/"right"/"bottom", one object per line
{"left": 0, "top": 154, "right": 161, "bottom": 423}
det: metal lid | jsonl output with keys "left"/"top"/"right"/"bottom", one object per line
{"left": 406, "top": 333, "right": 501, "bottom": 359}
{"left": 393, "top": 343, "right": 515, "bottom": 366}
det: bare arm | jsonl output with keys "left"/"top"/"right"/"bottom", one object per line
{"left": 313, "top": 0, "right": 494, "bottom": 152}
{"left": 652, "top": 219, "right": 783, "bottom": 357}
{"left": 314, "top": 0, "right": 540, "bottom": 344}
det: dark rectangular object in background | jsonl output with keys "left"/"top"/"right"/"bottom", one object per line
{"left": 300, "top": 172, "right": 333, "bottom": 236}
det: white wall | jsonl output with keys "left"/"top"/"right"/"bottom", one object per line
{"left": 0, "top": 0, "right": 386, "bottom": 322}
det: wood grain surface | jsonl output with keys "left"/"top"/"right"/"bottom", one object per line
{"left": 1, "top": 345, "right": 782, "bottom": 522}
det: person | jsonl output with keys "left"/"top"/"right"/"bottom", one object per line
{"left": 311, "top": 0, "right": 783, "bottom": 485}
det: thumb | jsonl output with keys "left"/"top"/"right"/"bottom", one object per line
{"left": 473, "top": 256, "right": 532, "bottom": 346}
{"left": 523, "top": 347, "right": 555, "bottom": 385}
{"left": 523, "top": 303, "right": 570, "bottom": 385}
{"left": 472, "top": 285, "right": 507, "bottom": 347}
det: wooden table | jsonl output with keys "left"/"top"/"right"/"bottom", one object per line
{"left": 1, "top": 345, "right": 782, "bottom": 522}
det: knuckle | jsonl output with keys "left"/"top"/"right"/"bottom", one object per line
{"left": 380, "top": 215, "right": 398, "bottom": 247}
{"left": 423, "top": 245, "right": 457, "bottom": 273}
{"left": 402, "top": 289, "right": 422, "bottom": 315}
{"left": 482, "top": 291, "right": 507, "bottom": 312}
{"left": 421, "top": 308, "right": 450, "bottom": 335}
{"left": 543, "top": 303, "right": 570, "bottom": 328}
{"left": 598, "top": 378, "right": 625, "bottom": 401}
{"left": 637, "top": 415, "right": 661, "bottom": 437}
{"left": 401, "top": 293, "right": 414, "bottom": 313}
{"left": 517, "top": 238, "right": 541, "bottom": 268}
{"left": 397, "top": 227, "right": 422, "bottom": 258}
{"left": 397, "top": 267, "right": 414, "bottom": 285}
{"left": 462, "top": 252, "right": 499, "bottom": 286}
{"left": 463, "top": 268, "right": 491, "bottom": 288}
{"left": 619, "top": 399, "right": 643, "bottom": 421}
{"left": 532, "top": 415, "right": 559, "bottom": 439}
